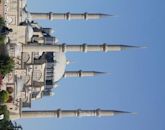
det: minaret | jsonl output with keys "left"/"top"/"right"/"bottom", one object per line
{"left": 30, "top": 12, "right": 111, "bottom": 20}
{"left": 63, "top": 70, "right": 106, "bottom": 78}
{"left": 10, "top": 108, "right": 134, "bottom": 120}
{"left": 23, "top": 44, "right": 142, "bottom": 53}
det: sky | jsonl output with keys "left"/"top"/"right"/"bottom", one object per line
{"left": 18, "top": 0, "right": 165, "bottom": 130}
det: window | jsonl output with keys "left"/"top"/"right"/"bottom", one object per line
{"left": 33, "top": 70, "right": 42, "bottom": 81}
{"left": 46, "top": 80, "right": 53, "bottom": 85}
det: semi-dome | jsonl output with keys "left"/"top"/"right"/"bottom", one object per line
{"left": 53, "top": 84, "right": 59, "bottom": 88}
{"left": 54, "top": 38, "right": 59, "bottom": 44}
{"left": 26, "top": 25, "right": 34, "bottom": 42}
{"left": 53, "top": 52, "right": 67, "bottom": 83}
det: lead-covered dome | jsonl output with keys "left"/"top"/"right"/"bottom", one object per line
{"left": 21, "top": 9, "right": 32, "bottom": 22}
{"left": 53, "top": 52, "right": 67, "bottom": 83}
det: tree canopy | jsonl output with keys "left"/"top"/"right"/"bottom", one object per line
{"left": 0, "top": 55, "right": 14, "bottom": 77}
{"left": 0, "top": 105, "right": 9, "bottom": 120}
{"left": 0, "top": 105, "right": 23, "bottom": 130}
{"left": 0, "top": 17, "right": 6, "bottom": 45}
{"left": 0, "top": 17, "right": 5, "bottom": 27}
{"left": 0, "top": 90, "right": 9, "bottom": 103}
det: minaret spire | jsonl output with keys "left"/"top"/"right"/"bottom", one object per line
{"left": 30, "top": 12, "right": 112, "bottom": 21}
{"left": 10, "top": 109, "right": 134, "bottom": 120}
{"left": 23, "top": 44, "right": 142, "bottom": 53}
{"left": 63, "top": 70, "right": 106, "bottom": 78}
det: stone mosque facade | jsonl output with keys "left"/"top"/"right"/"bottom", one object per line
{"left": 0, "top": 0, "right": 140, "bottom": 120}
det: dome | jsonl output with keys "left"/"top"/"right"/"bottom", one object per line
{"left": 54, "top": 38, "right": 59, "bottom": 44}
{"left": 27, "top": 12, "right": 32, "bottom": 21}
{"left": 26, "top": 25, "right": 34, "bottom": 41}
{"left": 21, "top": 9, "right": 32, "bottom": 22}
{"left": 53, "top": 52, "right": 66, "bottom": 83}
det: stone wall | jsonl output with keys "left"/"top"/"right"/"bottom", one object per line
{"left": 0, "top": 0, "right": 4, "bottom": 17}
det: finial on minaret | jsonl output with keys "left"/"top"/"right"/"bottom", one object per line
{"left": 110, "top": 110, "right": 136, "bottom": 115}
{"left": 10, "top": 108, "right": 134, "bottom": 120}
{"left": 30, "top": 12, "right": 112, "bottom": 21}
{"left": 97, "top": 13, "right": 114, "bottom": 18}
{"left": 119, "top": 45, "right": 146, "bottom": 50}
{"left": 63, "top": 70, "right": 107, "bottom": 78}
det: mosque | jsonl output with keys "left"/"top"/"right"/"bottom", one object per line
{"left": 0, "top": 0, "right": 140, "bottom": 121}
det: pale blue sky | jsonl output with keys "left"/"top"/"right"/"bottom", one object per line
{"left": 18, "top": 0, "right": 165, "bottom": 130}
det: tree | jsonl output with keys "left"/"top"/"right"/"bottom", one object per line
{"left": 0, "top": 35, "right": 5, "bottom": 44}
{"left": 0, "top": 105, "right": 9, "bottom": 129}
{"left": 0, "top": 90, "right": 9, "bottom": 103}
{"left": 0, "top": 74, "right": 3, "bottom": 87}
{"left": 0, "top": 55, "right": 14, "bottom": 77}
{"left": 0, "top": 17, "right": 6, "bottom": 45}
{"left": 0, "top": 120, "right": 23, "bottom": 130}
{"left": 0, "top": 105, "right": 23, "bottom": 130}
{"left": 0, "top": 105, "right": 9, "bottom": 121}
{"left": 0, "top": 17, "right": 5, "bottom": 27}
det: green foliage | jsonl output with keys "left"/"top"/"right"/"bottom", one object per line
{"left": 0, "top": 90, "right": 9, "bottom": 103}
{"left": 0, "top": 121, "right": 23, "bottom": 130}
{"left": 0, "top": 121, "right": 14, "bottom": 130}
{"left": 0, "top": 16, "right": 22, "bottom": 130}
{"left": 0, "top": 105, "right": 9, "bottom": 121}
{"left": 0, "top": 55, "right": 14, "bottom": 77}
{"left": 0, "top": 35, "right": 5, "bottom": 44}
{"left": 0, "top": 105, "right": 22, "bottom": 130}
{"left": 0, "top": 105, "right": 10, "bottom": 130}
{"left": 0, "top": 17, "right": 6, "bottom": 45}
{"left": 0, "top": 74, "right": 3, "bottom": 86}
{"left": 0, "top": 17, "right": 5, "bottom": 27}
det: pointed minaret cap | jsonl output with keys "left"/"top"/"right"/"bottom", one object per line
{"left": 94, "top": 109, "right": 136, "bottom": 117}
{"left": 93, "top": 71, "right": 108, "bottom": 76}
{"left": 111, "top": 110, "right": 136, "bottom": 115}
{"left": 99, "top": 13, "right": 115, "bottom": 18}
{"left": 120, "top": 45, "right": 146, "bottom": 50}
